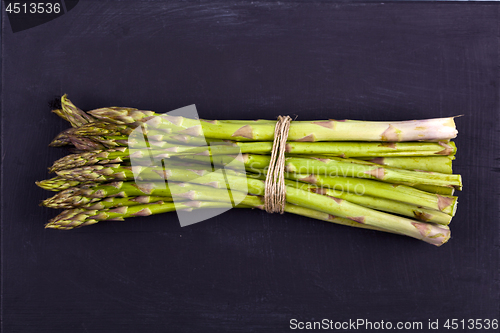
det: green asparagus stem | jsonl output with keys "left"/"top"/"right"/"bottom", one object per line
{"left": 210, "top": 141, "right": 457, "bottom": 157}
{"left": 45, "top": 195, "right": 395, "bottom": 234}
{"left": 358, "top": 156, "right": 454, "bottom": 174}
{"left": 88, "top": 107, "right": 458, "bottom": 142}
{"left": 284, "top": 141, "right": 456, "bottom": 157}
{"left": 52, "top": 126, "right": 458, "bottom": 156}
{"left": 412, "top": 184, "right": 455, "bottom": 196}
{"left": 49, "top": 148, "right": 131, "bottom": 172}
{"left": 80, "top": 195, "right": 175, "bottom": 210}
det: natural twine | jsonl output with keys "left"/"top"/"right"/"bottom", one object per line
{"left": 264, "top": 115, "right": 292, "bottom": 214}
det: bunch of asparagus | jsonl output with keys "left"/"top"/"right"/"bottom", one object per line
{"left": 37, "top": 95, "right": 462, "bottom": 246}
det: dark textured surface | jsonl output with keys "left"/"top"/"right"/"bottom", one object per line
{"left": 1, "top": 1, "right": 499, "bottom": 332}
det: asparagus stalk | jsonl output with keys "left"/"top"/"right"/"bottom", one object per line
{"left": 50, "top": 130, "right": 456, "bottom": 160}
{"left": 46, "top": 195, "right": 396, "bottom": 234}
{"left": 80, "top": 195, "right": 175, "bottom": 209}
{"left": 88, "top": 107, "right": 458, "bottom": 142}
{"left": 74, "top": 193, "right": 401, "bottom": 233}
{"left": 297, "top": 155, "right": 457, "bottom": 194}
{"left": 283, "top": 141, "right": 456, "bottom": 157}
{"left": 412, "top": 184, "right": 454, "bottom": 196}
{"left": 351, "top": 157, "right": 456, "bottom": 195}
{"left": 50, "top": 130, "right": 218, "bottom": 151}
{"left": 358, "top": 156, "right": 454, "bottom": 174}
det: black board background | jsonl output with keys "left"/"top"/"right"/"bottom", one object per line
{"left": 1, "top": 1, "right": 499, "bottom": 332}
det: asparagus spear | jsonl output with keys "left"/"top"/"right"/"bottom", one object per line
{"left": 412, "top": 184, "right": 454, "bottom": 196}
{"left": 283, "top": 141, "right": 456, "bottom": 157}
{"left": 49, "top": 148, "right": 131, "bottom": 172}
{"left": 45, "top": 200, "right": 232, "bottom": 230}
{"left": 358, "top": 156, "right": 454, "bottom": 174}
{"left": 68, "top": 135, "right": 106, "bottom": 151}
{"left": 88, "top": 107, "right": 458, "bottom": 142}
{"left": 45, "top": 195, "right": 395, "bottom": 234}
{"left": 80, "top": 195, "right": 175, "bottom": 210}
{"left": 41, "top": 185, "right": 103, "bottom": 208}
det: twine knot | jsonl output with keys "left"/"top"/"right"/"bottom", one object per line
{"left": 264, "top": 115, "right": 292, "bottom": 213}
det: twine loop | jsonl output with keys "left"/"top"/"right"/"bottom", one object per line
{"left": 264, "top": 115, "right": 292, "bottom": 214}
